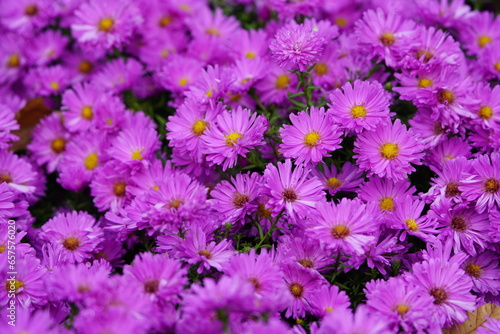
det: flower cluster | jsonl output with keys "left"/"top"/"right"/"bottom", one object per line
{"left": 1, "top": 0, "right": 500, "bottom": 333}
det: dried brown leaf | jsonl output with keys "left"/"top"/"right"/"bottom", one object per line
{"left": 10, "top": 98, "right": 52, "bottom": 152}
{"left": 443, "top": 303, "right": 500, "bottom": 334}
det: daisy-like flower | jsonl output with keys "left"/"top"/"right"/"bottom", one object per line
{"left": 269, "top": 20, "right": 326, "bottom": 72}
{"left": 470, "top": 82, "right": 500, "bottom": 129}
{"left": 157, "top": 55, "right": 203, "bottom": 93}
{"left": 24, "top": 65, "right": 70, "bottom": 97}
{"left": 308, "top": 198, "right": 378, "bottom": 255}
{"left": 328, "top": 80, "right": 390, "bottom": 133}
{"left": 460, "top": 153, "right": 500, "bottom": 213}
{"left": 0, "top": 309, "right": 55, "bottom": 334}
{"left": 461, "top": 10, "right": 500, "bottom": 54}
{"left": 279, "top": 107, "right": 342, "bottom": 165}
{"left": 210, "top": 172, "right": 260, "bottom": 223}
{"left": 71, "top": 0, "right": 143, "bottom": 53}
{"left": 429, "top": 199, "right": 490, "bottom": 256}
{"left": 312, "top": 162, "right": 364, "bottom": 196}
{"left": 27, "top": 30, "right": 68, "bottom": 66}
{"left": 365, "top": 277, "right": 435, "bottom": 333}
{"left": 407, "top": 256, "right": 476, "bottom": 328}
{"left": 91, "top": 58, "right": 143, "bottom": 94}
{"left": 425, "top": 156, "right": 471, "bottom": 204}
{"left": 461, "top": 251, "right": 500, "bottom": 296}
{"left": 386, "top": 195, "right": 437, "bottom": 242}
{"left": 281, "top": 262, "right": 327, "bottom": 318}
{"left": 0, "top": 150, "right": 40, "bottom": 200}
{"left": 61, "top": 82, "right": 101, "bottom": 133}
{"left": 318, "top": 305, "right": 392, "bottom": 334}
{"left": 202, "top": 106, "right": 267, "bottom": 171}
{"left": 478, "top": 318, "right": 500, "bottom": 334}
{"left": 0, "top": 103, "right": 19, "bottom": 149}
{"left": 186, "top": 7, "right": 239, "bottom": 40}
{"left": 123, "top": 252, "right": 186, "bottom": 302}
{"left": 277, "top": 235, "right": 332, "bottom": 272}
{"left": 39, "top": 211, "right": 104, "bottom": 263}
{"left": 358, "top": 177, "right": 416, "bottom": 213}
{"left": 353, "top": 119, "right": 425, "bottom": 181}
{"left": 425, "top": 136, "right": 471, "bottom": 172}
{"left": 176, "top": 227, "right": 234, "bottom": 274}
{"left": 308, "top": 284, "right": 350, "bottom": 318}
{"left": 107, "top": 118, "right": 160, "bottom": 171}
{"left": 354, "top": 8, "right": 415, "bottom": 67}
{"left": 262, "top": 159, "right": 324, "bottom": 219}
{"left": 90, "top": 161, "right": 131, "bottom": 213}
{"left": 27, "top": 113, "right": 69, "bottom": 173}
{"left": 255, "top": 64, "right": 298, "bottom": 105}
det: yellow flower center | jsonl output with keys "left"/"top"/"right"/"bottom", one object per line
{"left": 350, "top": 105, "right": 367, "bottom": 118}
{"left": 326, "top": 177, "right": 342, "bottom": 190}
{"left": 63, "top": 237, "right": 80, "bottom": 251}
{"left": 0, "top": 174, "right": 12, "bottom": 183}
{"left": 84, "top": 153, "right": 99, "bottom": 170}
{"left": 49, "top": 82, "right": 59, "bottom": 91}
{"left": 5, "top": 279, "right": 24, "bottom": 293}
{"left": 438, "top": 89, "right": 455, "bottom": 104}
{"left": 379, "top": 197, "right": 394, "bottom": 211}
{"left": 465, "top": 263, "right": 482, "bottom": 278}
{"left": 225, "top": 132, "right": 243, "bottom": 147}
{"left": 484, "top": 178, "right": 499, "bottom": 193}
{"left": 257, "top": 203, "right": 272, "bottom": 219}
{"left": 192, "top": 120, "right": 207, "bottom": 136}
{"left": 495, "top": 62, "right": 500, "bottom": 73}
{"left": 98, "top": 18, "right": 114, "bottom": 32}
{"left": 380, "top": 143, "right": 399, "bottom": 160}
{"left": 159, "top": 16, "right": 172, "bottom": 27}
{"left": 7, "top": 54, "right": 20, "bottom": 68}
{"left": 335, "top": 17, "right": 347, "bottom": 27}
{"left": 206, "top": 89, "right": 213, "bottom": 97}
{"left": 246, "top": 52, "right": 256, "bottom": 59}
{"left": 198, "top": 249, "right": 212, "bottom": 259}
{"left": 131, "top": 150, "right": 143, "bottom": 161}
{"left": 395, "top": 304, "right": 409, "bottom": 316}
{"left": 298, "top": 258, "right": 314, "bottom": 268}
{"left": 81, "top": 106, "right": 93, "bottom": 120}
{"left": 314, "top": 63, "right": 328, "bottom": 76}
{"left": 79, "top": 60, "right": 94, "bottom": 74}
{"left": 169, "top": 199, "right": 183, "bottom": 209}
{"left": 418, "top": 78, "right": 433, "bottom": 88}
{"left": 478, "top": 106, "right": 493, "bottom": 119}
{"left": 478, "top": 35, "right": 492, "bottom": 48}
{"left": 289, "top": 283, "right": 304, "bottom": 298}
{"left": 51, "top": 138, "right": 66, "bottom": 154}
{"left": 380, "top": 32, "right": 395, "bottom": 46}
{"left": 113, "top": 182, "right": 126, "bottom": 197}
{"left": 405, "top": 219, "right": 418, "bottom": 231}
{"left": 206, "top": 28, "right": 220, "bottom": 36}
{"left": 179, "top": 78, "right": 188, "bottom": 86}
{"left": 275, "top": 75, "right": 290, "bottom": 89}
{"left": 0, "top": 245, "right": 5, "bottom": 253}
{"left": 416, "top": 50, "right": 433, "bottom": 62}
{"left": 304, "top": 131, "right": 320, "bottom": 147}
{"left": 331, "top": 225, "right": 350, "bottom": 239}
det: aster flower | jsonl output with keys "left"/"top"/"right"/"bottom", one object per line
{"left": 365, "top": 277, "right": 436, "bottom": 333}
{"left": 255, "top": 64, "right": 298, "bottom": 105}
{"left": 176, "top": 227, "right": 234, "bottom": 274}
{"left": 478, "top": 317, "right": 500, "bottom": 333}
{"left": 425, "top": 136, "right": 472, "bottom": 172}
{"left": 327, "top": 80, "right": 391, "bottom": 133}
{"left": 209, "top": 172, "right": 260, "bottom": 223}
{"left": 262, "top": 159, "right": 324, "bottom": 219}
{"left": 480, "top": 41, "right": 500, "bottom": 81}
{"left": 387, "top": 195, "right": 437, "bottom": 242}
{"left": 0, "top": 103, "right": 19, "bottom": 150}
{"left": 27, "top": 113, "right": 69, "bottom": 173}
{"left": 460, "top": 10, "right": 500, "bottom": 55}
{"left": 462, "top": 251, "right": 500, "bottom": 296}
{"left": 187, "top": 65, "right": 234, "bottom": 104}
{"left": 92, "top": 58, "right": 143, "bottom": 93}
{"left": 425, "top": 156, "right": 471, "bottom": 204}
{"left": 353, "top": 119, "right": 425, "bottom": 181}
{"left": 308, "top": 198, "right": 378, "bottom": 255}
{"left": 26, "top": 30, "right": 68, "bottom": 66}
{"left": 316, "top": 305, "right": 392, "bottom": 334}
{"left": 429, "top": 199, "right": 490, "bottom": 256}
{"left": 0, "top": 34, "right": 26, "bottom": 85}
{"left": 202, "top": 106, "right": 267, "bottom": 171}
{"left": 61, "top": 82, "right": 101, "bottom": 133}
{"left": 460, "top": 153, "right": 500, "bottom": 213}
{"left": 281, "top": 262, "right": 327, "bottom": 318}
{"left": 227, "top": 29, "right": 269, "bottom": 62}
{"left": 157, "top": 54, "right": 203, "bottom": 93}
{"left": 71, "top": 0, "right": 143, "bottom": 52}
{"left": 90, "top": 161, "right": 132, "bottom": 212}
{"left": 24, "top": 65, "right": 70, "bottom": 97}
{"left": 312, "top": 162, "right": 364, "bottom": 196}
{"left": 39, "top": 211, "right": 104, "bottom": 263}
{"left": 354, "top": 8, "right": 415, "bottom": 67}
{"left": 269, "top": 20, "right": 326, "bottom": 72}
{"left": 186, "top": 7, "right": 239, "bottom": 40}
{"left": 470, "top": 83, "right": 500, "bottom": 130}
{"left": 415, "top": 0, "right": 471, "bottom": 30}
{"left": 407, "top": 256, "right": 476, "bottom": 328}
{"left": 276, "top": 235, "right": 333, "bottom": 272}
{"left": 0, "top": 150, "right": 41, "bottom": 201}
{"left": 0, "top": 0, "right": 53, "bottom": 35}
{"left": 358, "top": 176, "right": 416, "bottom": 214}
{"left": 279, "top": 107, "right": 342, "bottom": 165}
{"left": 0, "top": 309, "right": 55, "bottom": 334}
{"left": 124, "top": 252, "right": 186, "bottom": 302}
{"left": 408, "top": 107, "right": 448, "bottom": 148}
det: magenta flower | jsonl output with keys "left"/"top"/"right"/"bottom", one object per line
{"left": 202, "top": 106, "right": 267, "bottom": 171}
{"left": 308, "top": 284, "right": 350, "bottom": 318}
{"left": 210, "top": 172, "right": 260, "bottom": 223}
{"left": 0, "top": 103, "right": 19, "bottom": 149}
{"left": 90, "top": 161, "right": 131, "bottom": 212}
{"left": 461, "top": 251, "right": 500, "bottom": 296}
{"left": 460, "top": 153, "right": 500, "bottom": 213}
{"left": 61, "top": 82, "right": 101, "bottom": 133}
{"left": 262, "top": 159, "right": 324, "bottom": 219}
{"left": 123, "top": 252, "right": 187, "bottom": 302}
{"left": 358, "top": 177, "right": 415, "bottom": 213}
{"left": 269, "top": 20, "right": 326, "bottom": 72}
{"left": 276, "top": 235, "right": 332, "bottom": 272}
{"left": 425, "top": 156, "right": 471, "bottom": 204}
{"left": 354, "top": 119, "right": 425, "bottom": 181}
{"left": 40, "top": 211, "right": 104, "bottom": 263}
{"left": 279, "top": 107, "right": 342, "bottom": 165}
{"left": 308, "top": 198, "right": 377, "bottom": 255}
{"left": 328, "top": 80, "right": 391, "bottom": 133}
{"left": 312, "top": 162, "right": 364, "bottom": 196}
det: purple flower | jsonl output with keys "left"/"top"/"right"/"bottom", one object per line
{"left": 90, "top": 161, "right": 132, "bottom": 212}
{"left": 40, "top": 211, "right": 104, "bottom": 263}
{"left": 269, "top": 20, "right": 326, "bottom": 72}
{"left": 279, "top": 106, "right": 342, "bottom": 165}
{"left": 358, "top": 177, "right": 416, "bottom": 213}
{"left": 462, "top": 251, "right": 500, "bottom": 296}
{"left": 262, "top": 159, "right": 324, "bottom": 219}
{"left": 308, "top": 285, "right": 350, "bottom": 318}
{"left": 311, "top": 162, "right": 364, "bottom": 196}
{"left": 354, "top": 119, "right": 425, "bottom": 181}
{"left": 202, "top": 106, "right": 267, "bottom": 171}
{"left": 328, "top": 80, "right": 391, "bottom": 133}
